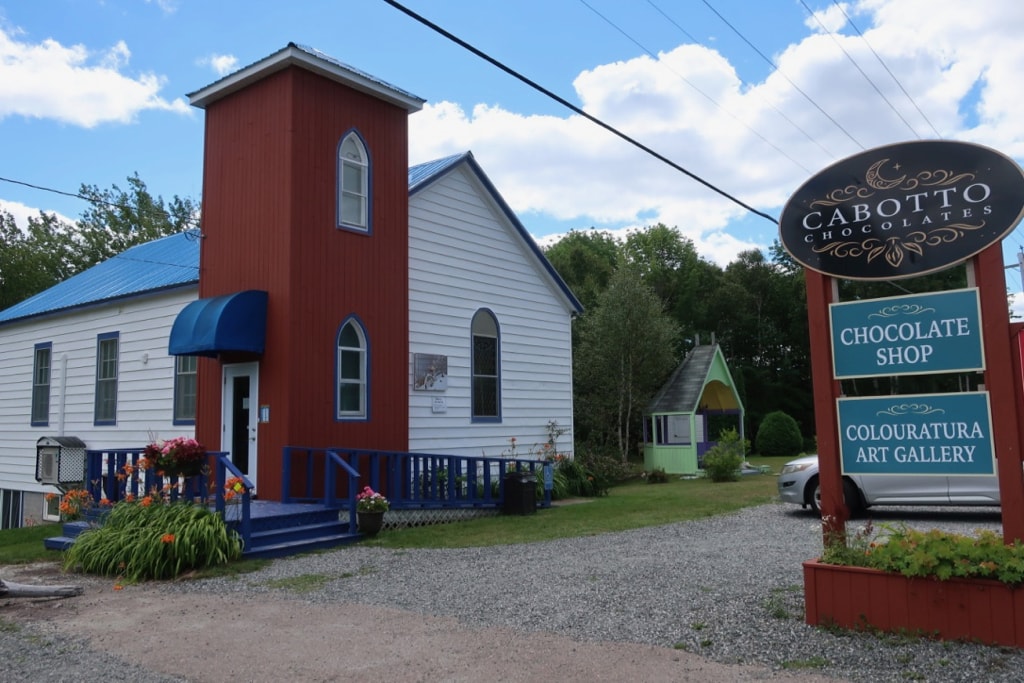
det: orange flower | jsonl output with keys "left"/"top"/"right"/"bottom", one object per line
{"left": 113, "top": 583, "right": 124, "bottom": 591}
{"left": 124, "top": 493, "right": 135, "bottom": 503}
{"left": 140, "top": 496, "right": 153, "bottom": 508}
{"left": 161, "top": 534, "right": 175, "bottom": 544}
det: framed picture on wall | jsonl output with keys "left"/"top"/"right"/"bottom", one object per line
{"left": 413, "top": 353, "right": 448, "bottom": 391}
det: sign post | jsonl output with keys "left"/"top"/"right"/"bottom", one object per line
{"left": 780, "top": 139, "right": 1024, "bottom": 545}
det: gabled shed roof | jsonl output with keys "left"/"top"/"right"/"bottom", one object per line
{"left": 647, "top": 344, "right": 743, "bottom": 414}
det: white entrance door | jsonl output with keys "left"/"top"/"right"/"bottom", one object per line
{"left": 222, "top": 362, "right": 259, "bottom": 491}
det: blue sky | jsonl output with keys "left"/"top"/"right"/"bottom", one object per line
{"left": 3, "top": 0, "right": 1024, "bottom": 294}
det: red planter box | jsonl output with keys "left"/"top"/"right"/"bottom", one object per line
{"left": 803, "top": 559, "right": 1024, "bottom": 647}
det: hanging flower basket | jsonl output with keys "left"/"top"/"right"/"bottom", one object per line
{"left": 142, "top": 437, "right": 207, "bottom": 478}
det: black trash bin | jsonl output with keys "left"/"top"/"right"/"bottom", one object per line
{"left": 502, "top": 471, "right": 537, "bottom": 515}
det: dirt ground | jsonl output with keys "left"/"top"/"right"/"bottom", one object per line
{"left": 1, "top": 562, "right": 842, "bottom": 683}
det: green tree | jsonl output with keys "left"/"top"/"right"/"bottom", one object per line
{"left": 574, "top": 264, "right": 680, "bottom": 462}
{"left": 543, "top": 228, "right": 620, "bottom": 312}
{"left": 72, "top": 173, "right": 198, "bottom": 271}
{"left": 708, "top": 249, "right": 813, "bottom": 444}
{"left": 622, "top": 224, "right": 721, "bottom": 352}
{"left": 0, "top": 174, "right": 198, "bottom": 310}
{"left": 0, "top": 210, "right": 78, "bottom": 310}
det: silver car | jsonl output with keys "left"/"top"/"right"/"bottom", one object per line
{"left": 777, "top": 454, "right": 1001, "bottom": 514}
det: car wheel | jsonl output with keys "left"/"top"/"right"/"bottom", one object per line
{"left": 807, "top": 475, "right": 821, "bottom": 514}
{"left": 806, "top": 475, "right": 863, "bottom": 517}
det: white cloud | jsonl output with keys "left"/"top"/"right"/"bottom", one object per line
{"left": 199, "top": 53, "right": 238, "bottom": 77}
{"left": 804, "top": 3, "right": 851, "bottom": 33}
{"left": 0, "top": 199, "right": 74, "bottom": 230}
{"left": 411, "top": 0, "right": 1024, "bottom": 267}
{"left": 146, "top": 0, "right": 180, "bottom": 15}
{"left": 0, "top": 27, "right": 190, "bottom": 127}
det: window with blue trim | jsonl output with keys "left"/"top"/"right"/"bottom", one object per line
{"left": 471, "top": 310, "right": 500, "bottom": 420}
{"left": 31, "top": 342, "right": 51, "bottom": 426}
{"left": 337, "top": 319, "right": 367, "bottom": 419}
{"left": 173, "top": 355, "right": 198, "bottom": 424}
{"left": 338, "top": 132, "right": 368, "bottom": 231}
{"left": 94, "top": 332, "right": 119, "bottom": 425}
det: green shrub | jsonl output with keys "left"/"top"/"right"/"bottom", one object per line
{"left": 646, "top": 467, "right": 670, "bottom": 484}
{"left": 755, "top": 411, "right": 803, "bottom": 456}
{"left": 822, "top": 522, "right": 1024, "bottom": 586}
{"left": 64, "top": 498, "right": 242, "bottom": 581}
{"left": 702, "top": 428, "right": 745, "bottom": 482}
{"left": 575, "top": 449, "right": 634, "bottom": 495}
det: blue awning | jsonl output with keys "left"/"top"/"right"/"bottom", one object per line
{"left": 169, "top": 290, "right": 268, "bottom": 357}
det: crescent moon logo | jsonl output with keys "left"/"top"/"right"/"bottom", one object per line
{"left": 865, "top": 158, "right": 906, "bottom": 190}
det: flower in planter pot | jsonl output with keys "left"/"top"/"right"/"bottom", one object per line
{"left": 356, "top": 486, "right": 389, "bottom": 513}
{"left": 142, "top": 436, "right": 208, "bottom": 478}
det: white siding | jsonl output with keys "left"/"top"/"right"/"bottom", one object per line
{"left": 408, "top": 165, "right": 576, "bottom": 459}
{"left": 0, "top": 287, "right": 197, "bottom": 497}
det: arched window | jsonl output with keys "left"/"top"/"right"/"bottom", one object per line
{"left": 471, "top": 310, "right": 500, "bottom": 421}
{"left": 337, "top": 132, "right": 369, "bottom": 231}
{"left": 337, "top": 318, "right": 368, "bottom": 419}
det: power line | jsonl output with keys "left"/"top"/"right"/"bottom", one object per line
{"left": 578, "top": 0, "right": 815, "bottom": 176}
{"left": 693, "top": 0, "right": 863, "bottom": 152}
{"left": 830, "top": 0, "right": 943, "bottom": 140}
{"left": 0, "top": 174, "right": 201, "bottom": 232}
{"left": 798, "top": 0, "right": 921, "bottom": 139}
{"left": 379, "top": 0, "right": 778, "bottom": 226}
{"left": 644, "top": 0, "right": 835, "bottom": 163}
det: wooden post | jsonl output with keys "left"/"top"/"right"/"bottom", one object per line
{"left": 974, "top": 245, "right": 1024, "bottom": 543}
{"left": 804, "top": 268, "right": 847, "bottom": 542}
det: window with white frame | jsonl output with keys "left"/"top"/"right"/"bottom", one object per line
{"left": 94, "top": 332, "right": 119, "bottom": 425}
{"left": 173, "top": 355, "right": 198, "bottom": 424}
{"left": 337, "top": 319, "right": 367, "bottom": 419}
{"left": 31, "top": 342, "right": 52, "bottom": 426}
{"left": 471, "top": 310, "right": 500, "bottom": 421}
{"left": 337, "top": 132, "right": 368, "bottom": 231}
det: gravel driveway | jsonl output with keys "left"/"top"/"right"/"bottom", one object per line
{"left": 2, "top": 500, "right": 1021, "bottom": 682}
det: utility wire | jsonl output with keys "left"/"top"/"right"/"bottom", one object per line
{"left": 578, "top": 0, "right": 814, "bottom": 176}
{"left": 798, "top": 0, "right": 920, "bottom": 139}
{"left": 0, "top": 174, "right": 203, "bottom": 234}
{"left": 379, "top": 0, "right": 778, "bottom": 225}
{"left": 693, "top": 0, "right": 862, "bottom": 152}
{"left": 830, "top": 0, "right": 942, "bottom": 140}
{"left": 647, "top": 0, "right": 835, "bottom": 161}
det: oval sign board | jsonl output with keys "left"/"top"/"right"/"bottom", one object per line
{"left": 779, "top": 140, "right": 1024, "bottom": 280}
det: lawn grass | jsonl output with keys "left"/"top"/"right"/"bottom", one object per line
{"left": 0, "top": 456, "right": 790, "bottom": 562}
{"left": 0, "top": 522, "right": 61, "bottom": 564}
{"left": 371, "top": 457, "right": 783, "bottom": 549}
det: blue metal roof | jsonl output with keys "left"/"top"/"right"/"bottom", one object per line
{"left": 0, "top": 231, "right": 200, "bottom": 325}
{"left": 408, "top": 153, "right": 469, "bottom": 193}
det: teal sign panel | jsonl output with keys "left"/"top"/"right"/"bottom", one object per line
{"left": 837, "top": 392, "right": 994, "bottom": 476}
{"left": 830, "top": 288, "right": 984, "bottom": 379}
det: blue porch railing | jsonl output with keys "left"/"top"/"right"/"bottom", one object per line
{"left": 80, "top": 447, "right": 550, "bottom": 554}
{"left": 282, "top": 447, "right": 552, "bottom": 513}
{"left": 84, "top": 449, "right": 254, "bottom": 549}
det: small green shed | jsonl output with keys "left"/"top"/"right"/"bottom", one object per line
{"left": 642, "top": 341, "right": 744, "bottom": 475}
